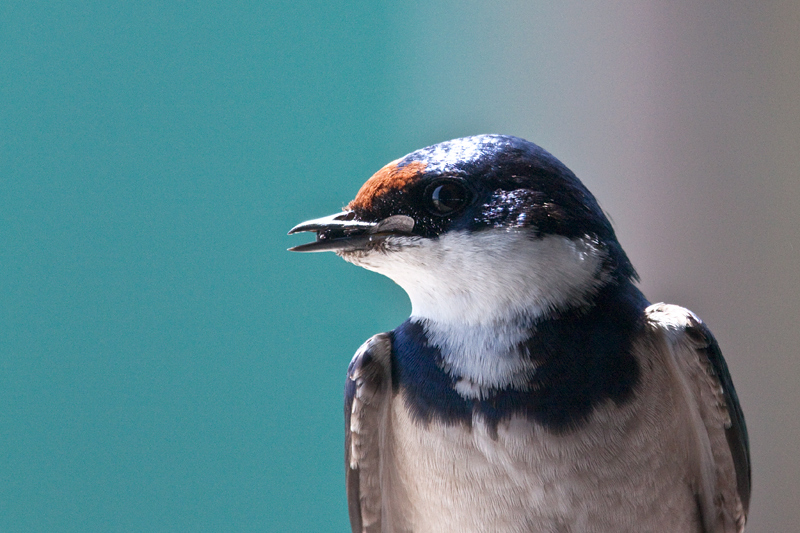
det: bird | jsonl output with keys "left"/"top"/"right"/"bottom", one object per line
{"left": 288, "top": 134, "right": 750, "bottom": 533}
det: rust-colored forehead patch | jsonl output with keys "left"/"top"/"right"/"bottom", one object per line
{"left": 346, "top": 160, "right": 427, "bottom": 211}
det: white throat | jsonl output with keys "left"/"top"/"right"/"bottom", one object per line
{"left": 344, "top": 228, "right": 610, "bottom": 396}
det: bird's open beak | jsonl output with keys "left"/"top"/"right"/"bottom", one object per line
{"left": 288, "top": 212, "right": 415, "bottom": 253}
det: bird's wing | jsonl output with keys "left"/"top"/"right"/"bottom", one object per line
{"left": 646, "top": 304, "right": 750, "bottom": 533}
{"left": 345, "top": 333, "right": 393, "bottom": 533}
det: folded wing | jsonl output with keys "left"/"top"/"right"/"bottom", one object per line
{"left": 647, "top": 304, "right": 750, "bottom": 533}
{"left": 345, "top": 333, "right": 393, "bottom": 533}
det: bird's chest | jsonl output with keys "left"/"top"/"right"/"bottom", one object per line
{"left": 384, "top": 401, "right": 591, "bottom": 532}
{"left": 382, "top": 387, "right": 699, "bottom": 533}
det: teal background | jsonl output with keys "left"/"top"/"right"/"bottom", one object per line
{"left": 2, "top": 1, "right": 798, "bottom": 532}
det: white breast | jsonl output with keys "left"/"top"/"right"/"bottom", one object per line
{"left": 378, "top": 334, "right": 707, "bottom": 533}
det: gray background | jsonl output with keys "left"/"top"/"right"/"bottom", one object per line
{"left": 2, "top": 1, "right": 797, "bottom": 531}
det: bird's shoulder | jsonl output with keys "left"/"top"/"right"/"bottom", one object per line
{"left": 643, "top": 303, "right": 750, "bottom": 531}
{"left": 345, "top": 333, "right": 393, "bottom": 533}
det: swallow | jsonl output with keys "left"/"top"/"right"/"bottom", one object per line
{"left": 289, "top": 134, "right": 750, "bottom": 532}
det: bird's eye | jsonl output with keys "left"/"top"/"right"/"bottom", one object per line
{"left": 425, "top": 181, "right": 470, "bottom": 216}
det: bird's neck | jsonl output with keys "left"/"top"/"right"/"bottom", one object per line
{"left": 364, "top": 230, "right": 614, "bottom": 325}
{"left": 391, "top": 279, "right": 648, "bottom": 430}
{"left": 358, "top": 230, "right": 613, "bottom": 396}
{"left": 414, "top": 313, "right": 537, "bottom": 398}
{"left": 412, "top": 276, "right": 646, "bottom": 394}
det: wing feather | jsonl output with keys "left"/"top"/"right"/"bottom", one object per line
{"left": 344, "top": 333, "right": 393, "bottom": 533}
{"left": 647, "top": 304, "right": 750, "bottom": 533}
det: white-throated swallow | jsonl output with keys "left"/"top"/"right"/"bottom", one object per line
{"left": 289, "top": 134, "right": 750, "bottom": 533}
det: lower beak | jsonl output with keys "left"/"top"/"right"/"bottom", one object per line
{"left": 288, "top": 212, "right": 415, "bottom": 253}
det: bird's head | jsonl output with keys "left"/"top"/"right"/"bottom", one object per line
{"left": 289, "top": 135, "right": 636, "bottom": 327}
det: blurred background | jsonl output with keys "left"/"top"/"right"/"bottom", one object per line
{"left": 2, "top": 1, "right": 798, "bottom": 531}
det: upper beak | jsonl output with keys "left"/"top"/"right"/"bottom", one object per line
{"left": 287, "top": 211, "right": 415, "bottom": 253}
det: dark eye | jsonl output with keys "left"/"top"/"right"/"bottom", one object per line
{"left": 425, "top": 181, "right": 470, "bottom": 216}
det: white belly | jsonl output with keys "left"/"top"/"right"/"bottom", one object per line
{"left": 381, "top": 388, "right": 702, "bottom": 533}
